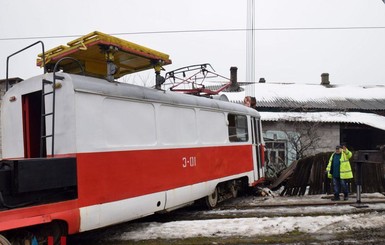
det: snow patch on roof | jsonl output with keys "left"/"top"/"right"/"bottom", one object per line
{"left": 222, "top": 83, "right": 385, "bottom": 103}
{"left": 260, "top": 111, "right": 385, "bottom": 131}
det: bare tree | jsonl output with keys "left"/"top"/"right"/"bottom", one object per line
{"left": 284, "top": 121, "right": 322, "bottom": 160}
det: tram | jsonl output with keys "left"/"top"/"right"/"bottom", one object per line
{"left": 0, "top": 31, "right": 264, "bottom": 244}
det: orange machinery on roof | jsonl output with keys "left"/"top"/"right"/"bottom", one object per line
{"left": 36, "top": 31, "right": 172, "bottom": 81}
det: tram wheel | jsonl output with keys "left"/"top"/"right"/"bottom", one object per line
{"left": 0, "top": 234, "right": 11, "bottom": 245}
{"left": 205, "top": 187, "right": 218, "bottom": 209}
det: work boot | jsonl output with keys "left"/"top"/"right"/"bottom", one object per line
{"left": 331, "top": 195, "right": 340, "bottom": 201}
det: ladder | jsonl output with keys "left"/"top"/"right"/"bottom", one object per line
{"left": 40, "top": 75, "right": 63, "bottom": 158}
{"left": 39, "top": 57, "right": 84, "bottom": 158}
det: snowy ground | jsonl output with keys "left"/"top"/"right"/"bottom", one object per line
{"left": 115, "top": 212, "right": 385, "bottom": 241}
{"left": 100, "top": 193, "right": 385, "bottom": 243}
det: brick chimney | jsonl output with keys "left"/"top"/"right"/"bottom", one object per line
{"left": 321, "top": 73, "right": 330, "bottom": 85}
{"left": 229, "top": 66, "right": 239, "bottom": 91}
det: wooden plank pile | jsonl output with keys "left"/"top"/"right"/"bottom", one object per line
{"left": 270, "top": 147, "right": 385, "bottom": 196}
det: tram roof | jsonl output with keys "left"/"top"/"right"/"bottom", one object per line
{"left": 36, "top": 31, "right": 171, "bottom": 80}
{"left": 66, "top": 73, "right": 259, "bottom": 117}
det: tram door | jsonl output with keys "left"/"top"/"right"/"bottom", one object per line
{"left": 251, "top": 117, "right": 264, "bottom": 180}
{"left": 22, "top": 91, "right": 43, "bottom": 158}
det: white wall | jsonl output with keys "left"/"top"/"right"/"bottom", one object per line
{"left": 263, "top": 121, "right": 340, "bottom": 157}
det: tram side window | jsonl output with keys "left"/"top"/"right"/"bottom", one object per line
{"left": 256, "top": 119, "right": 262, "bottom": 144}
{"left": 228, "top": 114, "right": 248, "bottom": 142}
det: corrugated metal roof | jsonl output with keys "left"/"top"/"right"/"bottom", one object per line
{"left": 260, "top": 111, "right": 385, "bottom": 131}
{"left": 222, "top": 83, "right": 385, "bottom": 111}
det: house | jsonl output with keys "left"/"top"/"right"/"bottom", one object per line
{"left": 222, "top": 73, "right": 385, "bottom": 167}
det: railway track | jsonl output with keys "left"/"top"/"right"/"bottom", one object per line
{"left": 161, "top": 194, "right": 385, "bottom": 220}
{"left": 220, "top": 194, "right": 385, "bottom": 208}
{"left": 68, "top": 194, "right": 385, "bottom": 244}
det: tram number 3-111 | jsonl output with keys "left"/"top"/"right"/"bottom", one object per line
{"left": 182, "top": 156, "right": 197, "bottom": 168}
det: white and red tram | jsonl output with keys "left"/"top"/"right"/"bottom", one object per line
{"left": 0, "top": 32, "right": 264, "bottom": 243}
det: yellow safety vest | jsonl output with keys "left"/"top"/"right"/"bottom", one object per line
{"left": 326, "top": 149, "right": 353, "bottom": 179}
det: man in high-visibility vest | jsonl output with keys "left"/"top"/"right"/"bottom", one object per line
{"left": 326, "top": 145, "right": 353, "bottom": 201}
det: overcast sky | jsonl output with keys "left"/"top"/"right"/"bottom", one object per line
{"left": 1, "top": 0, "right": 385, "bottom": 86}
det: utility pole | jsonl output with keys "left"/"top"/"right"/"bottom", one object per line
{"left": 246, "top": 0, "right": 256, "bottom": 97}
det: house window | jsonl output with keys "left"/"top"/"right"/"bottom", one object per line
{"left": 265, "top": 140, "right": 287, "bottom": 166}
{"left": 228, "top": 114, "right": 248, "bottom": 142}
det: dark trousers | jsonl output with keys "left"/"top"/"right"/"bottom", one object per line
{"left": 332, "top": 177, "right": 349, "bottom": 199}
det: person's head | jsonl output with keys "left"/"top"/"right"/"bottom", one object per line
{"left": 243, "top": 96, "right": 251, "bottom": 107}
{"left": 335, "top": 145, "right": 342, "bottom": 153}
{"left": 250, "top": 97, "right": 257, "bottom": 108}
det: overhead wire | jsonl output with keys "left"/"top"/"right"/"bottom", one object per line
{"left": 1, "top": 26, "right": 385, "bottom": 41}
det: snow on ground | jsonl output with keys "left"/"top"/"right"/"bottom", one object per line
{"left": 116, "top": 213, "right": 385, "bottom": 241}
{"left": 111, "top": 194, "right": 385, "bottom": 241}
